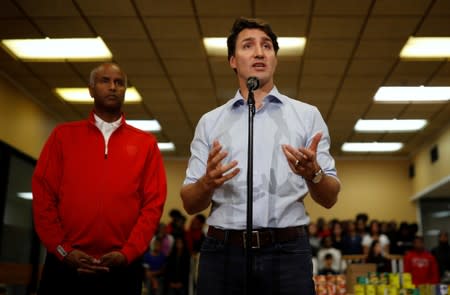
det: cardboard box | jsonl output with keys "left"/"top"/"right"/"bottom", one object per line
{"left": 345, "top": 263, "right": 377, "bottom": 294}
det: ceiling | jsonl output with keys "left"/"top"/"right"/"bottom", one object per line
{"left": 0, "top": 0, "right": 449, "bottom": 159}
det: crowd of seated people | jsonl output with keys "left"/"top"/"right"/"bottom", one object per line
{"left": 142, "top": 210, "right": 449, "bottom": 294}
{"left": 309, "top": 213, "right": 449, "bottom": 286}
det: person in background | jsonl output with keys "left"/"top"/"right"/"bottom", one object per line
{"left": 317, "top": 236, "right": 346, "bottom": 274}
{"left": 143, "top": 238, "right": 167, "bottom": 295}
{"left": 180, "top": 17, "right": 340, "bottom": 295}
{"left": 362, "top": 220, "right": 390, "bottom": 256}
{"left": 341, "top": 220, "right": 363, "bottom": 255}
{"left": 152, "top": 223, "right": 175, "bottom": 257}
{"left": 404, "top": 236, "right": 440, "bottom": 286}
{"left": 165, "top": 237, "right": 191, "bottom": 295}
{"left": 318, "top": 253, "right": 340, "bottom": 275}
{"left": 366, "top": 240, "right": 391, "bottom": 273}
{"left": 431, "top": 230, "right": 450, "bottom": 282}
{"left": 330, "top": 220, "right": 344, "bottom": 252}
{"left": 355, "top": 213, "right": 369, "bottom": 236}
{"left": 32, "top": 62, "right": 167, "bottom": 295}
{"left": 308, "top": 222, "right": 321, "bottom": 257}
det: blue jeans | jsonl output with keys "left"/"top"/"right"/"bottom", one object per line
{"left": 196, "top": 233, "right": 315, "bottom": 295}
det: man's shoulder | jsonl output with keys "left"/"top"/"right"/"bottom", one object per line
{"left": 53, "top": 119, "right": 88, "bottom": 132}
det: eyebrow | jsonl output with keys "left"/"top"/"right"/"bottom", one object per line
{"left": 241, "top": 36, "right": 273, "bottom": 43}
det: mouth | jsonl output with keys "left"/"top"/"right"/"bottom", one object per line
{"left": 252, "top": 62, "right": 266, "bottom": 69}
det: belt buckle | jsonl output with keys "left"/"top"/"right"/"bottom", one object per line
{"left": 243, "top": 230, "right": 260, "bottom": 249}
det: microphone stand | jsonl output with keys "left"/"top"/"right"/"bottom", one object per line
{"left": 245, "top": 88, "right": 256, "bottom": 295}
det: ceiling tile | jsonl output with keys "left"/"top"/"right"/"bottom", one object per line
{"left": 17, "top": 0, "right": 80, "bottom": 17}
{"left": 132, "top": 77, "right": 171, "bottom": 89}
{"left": 88, "top": 17, "right": 147, "bottom": 39}
{"left": 155, "top": 39, "right": 205, "bottom": 59}
{"left": 314, "top": 0, "right": 373, "bottom": 15}
{"left": 172, "top": 76, "right": 213, "bottom": 89}
{"left": 372, "top": 0, "right": 431, "bottom": 15}
{"left": 364, "top": 104, "right": 407, "bottom": 118}
{"left": 347, "top": 59, "right": 394, "bottom": 76}
{"left": 355, "top": 39, "right": 406, "bottom": 59}
{"left": 120, "top": 60, "right": 165, "bottom": 76}
{"left": 310, "top": 16, "right": 364, "bottom": 39}
{"left": 362, "top": 16, "right": 420, "bottom": 39}
{"left": 195, "top": 0, "right": 251, "bottom": 16}
{"left": 305, "top": 39, "right": 355, "bottom": 58}
{"left": 260, "top": 17, "right": 308, "bottom": 36}
{"left": 165, "top": 59, "right": 210, "bottom": 76}
{"left": 416, "top": 16, "right": 450, "bottom": 36}
{"left": 429, "top": 0, "right": 450, "bottom": 16}
{"left": 199, "top": 17, "right": 237, "bottom": 37}
{"left": 143, "top": 17, "right": 200, "bottom": 40}
{"left": 106, "top": 40, "right": 157, "bottom": 60}
{"left": 255, "top": 0, "right": 310, "bottom": 16}
{"left": 401, "top": 103, "right": 446, "bottom": 118}
{"left": 0, "top": 1, "right": 23, "bottom": 18}
{"left": 0, "top": 19, "right": 42, "bottom": 38}
{"left": 134, "top": 0, "right": 194, "bottom": 16}
{"left": 33, "top": 17, "right": 94, "bottom": 37}
{"left": 75, "top": 0, "right": 135, "bottom": 16}
{"left": 299, "top": 75, "right": 340, "bottom": 89}
{"left": 302, "top": 59, "right": 348, "bottom": 76}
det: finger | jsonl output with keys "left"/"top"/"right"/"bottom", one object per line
{"left": 215, "top": 168, "right": 240, "bottom": 185}
{"left": 308, "top": 132, "right": 322, "bottom": 153}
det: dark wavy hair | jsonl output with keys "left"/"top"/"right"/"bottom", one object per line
{"left": 227, "top": 17, "right": 279, "bottom": 61}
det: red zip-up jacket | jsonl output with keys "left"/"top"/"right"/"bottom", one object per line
{"left": 32, "top": 112, "right": 167, "bottom": 264}
{"left": 404, "top": 249, "right": 440, "bottom": 285}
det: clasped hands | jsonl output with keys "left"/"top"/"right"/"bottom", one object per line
{"left": 64, "top": 249, "right": 126, "bottom": 275}
{"left": 202, "top": 132, "right": 323, "bottom": 187}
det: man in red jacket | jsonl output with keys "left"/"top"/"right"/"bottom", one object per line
{"left": 32, "top": 62, "right": 167, "bottom": 295}
{"left": 404, "top": 235, "right": 440, "bottom": 286}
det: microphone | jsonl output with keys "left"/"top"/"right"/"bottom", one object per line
{"left": 247, "top": 77, "right": 259, "bottom": 92}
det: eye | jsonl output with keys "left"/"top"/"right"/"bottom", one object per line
{"left": 115, "top": 79, "right": 125, "bottom": 87}
{"left": 243, "top": 43, "right": 252, "bottom": 49}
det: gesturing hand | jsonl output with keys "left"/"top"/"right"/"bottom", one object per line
{"left": 282, "top": 132, "right": 322, "bottom": 180}
{"left": 200, "top": 140, "right": 240, "bottom": 191}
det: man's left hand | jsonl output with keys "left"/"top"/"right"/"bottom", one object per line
{"left": 99, "top": 251, "right": 127, "bottom": 268}
{"left": 282, "top": 132, "right": 322, "bottom": 181}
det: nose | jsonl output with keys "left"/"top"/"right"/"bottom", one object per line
{"left": 108, "top": 80, "right": 117, "bottom": 91}
{"left": 254, "top": 45, "right": 264, "bottom": 58}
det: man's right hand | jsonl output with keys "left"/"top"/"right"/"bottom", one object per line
{"left": 64, "top": 249, "right": 109, "bottom": 274}
{"left": 201, "top": 140, "right": 240, "bottom": 192}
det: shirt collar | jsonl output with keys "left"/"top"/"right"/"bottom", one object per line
{"left": 230, "top": 86, "right": 283, "bottom": 109}
{"left": 94, "top": 113, "right": 123, "bottom": 130}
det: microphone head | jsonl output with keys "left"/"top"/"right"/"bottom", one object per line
{"left": 247, "top": 76, "right": 260, "bottom": 91}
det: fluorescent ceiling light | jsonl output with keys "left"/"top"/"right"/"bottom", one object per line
{"left": 400, "top": 37, "right": 450, "bottom": 59}
{"left": 354, "top": 119, "right": 427, "bottom": 132}
{"left": 17, "top": 192, "right": 33, "bottom": 200}
{"left": 127, "top": 120, "right": 161, "bottom": 132}
{"left": 1, "top": 37, "right": 112, "bottom": 61}
{"left": 342, "top": 142, "right": 403, "bottom": 152}
{"left": 55, "top": 87, "right": 141, "bottom": 103}
{"left": 374, "top": 86, "right": 450, "bottom": 102}
{"left": 203, "top": 37, "right": 306, "bottom": 56}
{"left": 158, "top": 142, "right": 175, "bottom": 152}
{"left": 431, "top": 211, "right": 450, "bottom": 218}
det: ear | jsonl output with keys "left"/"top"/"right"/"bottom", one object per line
{"left": 229, "top": 56, "right": 237, "bottom": 71}
{"left": 88, "top": 85, "right": 95, "bottom": 98}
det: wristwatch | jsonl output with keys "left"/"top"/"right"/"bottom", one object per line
{"left": 311, "top": 168, "right": 324, "bottom": 184}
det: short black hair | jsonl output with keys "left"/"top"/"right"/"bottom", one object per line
{"left": 227, "top": 17, "right": 279, "bottom": 61}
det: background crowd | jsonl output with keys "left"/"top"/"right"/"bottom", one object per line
{"left": 141, "top": 211, "right": 450, "bottom": 295}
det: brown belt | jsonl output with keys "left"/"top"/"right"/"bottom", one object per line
{"left": 207, "top": 225, "right": 307, "bottom": 249}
